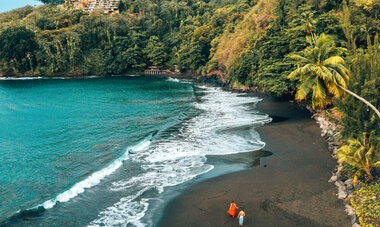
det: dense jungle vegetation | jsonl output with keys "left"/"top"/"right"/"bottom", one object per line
{"left": 0, "top": 0, "right": 379, "bottom": 225}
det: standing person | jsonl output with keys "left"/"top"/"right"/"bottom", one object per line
{"left": 227, "top": 201, "right": 238, "bottom": 218}
{"left": 238, "top": 208, "right": 245, "bottom": 226}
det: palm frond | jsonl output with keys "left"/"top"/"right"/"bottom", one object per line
{"left": 316, "top": 33, "right": 334, "bottom": 48}
{"left": 365, "top": 147, "right": 374, "bottom": 165}
{"left": 318, "top": 66, "right": 334, "bottom": 83}
{"left": 287, "top": 67, "right": 303, "bottom": 79}
{"left": 323, "top": 56, "right": 345, "bottom": 66}
{"left": 326, "top": 80, "right": 342, "bottom": 97}
{"left": 288, "top": 54, "right": 311, "bottom": 63}
{"left": 311, "top": 65, "right": 332, "bottom": 85}
{"left": 328, "top": 66, "right": 348, "bottom": 88}
{"left": 311, "top": 77, "right": 327, "bottom": 108}
{"left": 332, "top": 64, "right": 349, "bottom": 80}
{"left": 374, "top": 161, "right": 380, "bottom": 167}
{"left": 295, "top": 76, "right": 313, "bottom": 100}
{"left": 300, "top": 64, "right": 318, "bottom": 76}
{"left": 320, "top": 42, "right": 333, "bottom": 60}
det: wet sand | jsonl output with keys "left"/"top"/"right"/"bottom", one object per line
{"left": 157, "top": 95, "right": 351, "bottom": 227}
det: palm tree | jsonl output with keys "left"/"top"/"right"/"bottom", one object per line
{"left": 336, "top": 131, "right": 380, "bottom": 182}
{"left": 287, "top": 33, "right": 380, "bottom": 118}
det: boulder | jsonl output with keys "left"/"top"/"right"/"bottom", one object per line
{"left": 335, "top": 181, "right": 344, "bottom": 187}
{"left": 345, "top": 179, "right": 353, "bottom": 185}
{"left": 338, "top": 190, "right": 348, "bottom": 199}
{"left": 351, "top": 214, "right": 357, "bottom": 224}
{"left": 329, "top": 175, "right": 338, "bottom": 182}
{"left": 336, "top": 181, "right": 348, "bottom": 199}
{"left": 346, "top": 193, "right": 354, "bottom": 201}
{"left": 347, "top": 184, "right": 354, "bottom": 190}
{"left": 345, "top": 204, "right": 355, "bottom": 216}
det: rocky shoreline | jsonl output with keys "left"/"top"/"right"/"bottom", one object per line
{"left": 2, "top": 73, "right": 362, "bottom": 225}
{"left": 194, "top": 74, "right": 362, "bottom": 226}
{"left": 201, "top": 73, "right": 363, "bottom": 226}
{"left": 313, "top": 111, "right": 361, "bottom": 227}
{"left": 158, "top": 82, "right": 351, "bottom": 226}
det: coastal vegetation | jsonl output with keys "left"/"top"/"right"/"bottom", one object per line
{"left": 286, "top": 33, "right": 349, "bottom": 110}
{"left": 0, "top": 0, "right": 379, "bottom": 225}
{"left": 351, "top": 183, "right": 380, "bottom": 226}
{"left": 336, "top": 131, "right": 379, "bottom": 182}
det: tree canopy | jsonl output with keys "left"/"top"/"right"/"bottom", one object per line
{"left": 38, "top": 0, "right": 64, "bottom": 5}
{"left": 287, "top": 34, "right": 349, "bottom": 109}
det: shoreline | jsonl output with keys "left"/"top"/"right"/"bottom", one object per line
{"left": 156, "top": 92, "right": 351, "bottom": 226}
{"left": 0, "top": 72, "right": 196, "bottom": 79}
{"left": 1, "top": 74, "right": 353, "bottom": 226}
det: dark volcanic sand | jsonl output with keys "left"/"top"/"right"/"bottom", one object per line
{"left": 157, "top": 95, "right": 351, "bottom": 227}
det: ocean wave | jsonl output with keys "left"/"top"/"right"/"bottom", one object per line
{"left": 167, "top": 77, "right": 192, "bottom": 84}
{"left": 29, "top": 137, "right": 152, "bottom": 211}
{"left": 167, "top": 77, "right": 180, "bottom": 82}
{"left": 89, "top": 86, "right": 271, "bottom": 226}
{"left": 124, "top": 74, "right": 141, "bottom": 77}
{"left": 89, "top": 190, "right": 150, "bottom": 227}
{"left": 0, "top": 76, "right": 106, "bottom": 81}
{"left": 0, "top": 77, "right": 44, "bottom": 80}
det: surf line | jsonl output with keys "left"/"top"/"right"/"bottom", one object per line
{"left": 26, "top": 136, "right": 152, "bottom": 212}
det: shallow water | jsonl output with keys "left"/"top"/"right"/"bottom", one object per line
{"left": 0, "top": 76, "right": 271, "bottom": 226}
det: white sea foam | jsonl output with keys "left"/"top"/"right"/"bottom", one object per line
{"left": 124, "top": 74, "right": 141, "bottom": 77}
{"left": 0, "top": 77, "right": 44, "bottom": 80}
{"left": 36, "top": 138, "right": 151, "bottom": 210}
{"left": 167, "top": 77, "right": 192, "bottom": 84}
{"left": 82, "top": 76, "right": 104, "bottom": 79}
{"left": 89, "top": 191, "right": 150, "bottom": 227}
{"left": 89, "top": 86, "right": 271, "bottom": 226}
{"left": 0, "top": 76, "right": 106, "bottom": 81}
{"left": 167, "top": 77, "right": 180, "bottom": 82}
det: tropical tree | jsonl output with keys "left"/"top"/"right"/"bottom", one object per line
{"left": 334, "top": 34, "right": 380, "bottom": 138}
{"left": 287, "top": 33, "right": 380, "bottom": 118}
{"left": 38, "top": 0, "right": 64, "bottom": 5}
{"left": 144, "top": 36, "right": 167, "bottom": 68}
{"left": 0, "top": 26, "right": 38, "bottom": 73}
{"left": 336, "top": 131, "right": 380, "bottom": 182}
{"left": 0, "top": 26, "right": 37, "bottom": 63}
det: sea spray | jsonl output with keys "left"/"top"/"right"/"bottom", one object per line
{"left": 89, "top": 86, "right": 271, "bottom": 226}
{"left": 0, "top": 77, "right": 270, "bottom": 226}
{"left": 39, "top": 137, "right": 152, "bottom": 210}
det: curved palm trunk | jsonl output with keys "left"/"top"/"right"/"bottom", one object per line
{"left": 338, "top": 85, "right": 380, "bottom": 119}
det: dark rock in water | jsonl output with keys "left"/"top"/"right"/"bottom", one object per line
{"left": 264, "top": 165, "right": 267, "bottom": 167}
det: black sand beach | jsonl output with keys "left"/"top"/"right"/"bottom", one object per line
{"left": 157, "top": 94, "right": 351, "bottom": 227}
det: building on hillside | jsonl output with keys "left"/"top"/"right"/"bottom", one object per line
{"left": 65, "top": 0, "right": 119, "bottom": 14}
{"left": 144, "top": 67, "right": 170, "bottom": 75}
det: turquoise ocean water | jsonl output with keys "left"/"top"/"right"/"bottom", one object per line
{"left": 0, "top": 76, "right": 270, "bottom": 226}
